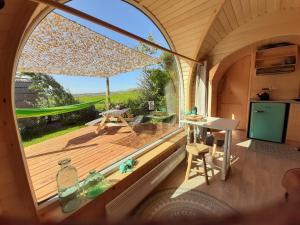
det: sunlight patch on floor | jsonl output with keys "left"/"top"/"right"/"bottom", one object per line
{"left": 170, "top": 168, "right": 221, "bottom": 199}
{"left": 236, "top": 139, "right": 252, "bottom": 148}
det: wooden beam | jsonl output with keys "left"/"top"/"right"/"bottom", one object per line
{"left": 105, "top": 77, "right": 110, "bottom": 110}
{"left": 29, "top": 0, "right": 202, "bottom": 64}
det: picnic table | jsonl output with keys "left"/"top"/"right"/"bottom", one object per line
{"left": 95, "top": 108, "right": 136, "bottom": 135}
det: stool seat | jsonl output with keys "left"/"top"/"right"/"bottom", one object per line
{"left": 186, "top": 143, "right": 209, "bottom": 155}
{"left": 185, "top": 143, "right": 210, "bottom": 184}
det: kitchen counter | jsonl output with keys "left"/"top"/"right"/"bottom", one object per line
{"left": 250, "top": 99, "right": 300, "bottom": 104}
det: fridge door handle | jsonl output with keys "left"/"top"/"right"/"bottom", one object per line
{"left": 255, "top": 110, "right": 264, "bottom": 113}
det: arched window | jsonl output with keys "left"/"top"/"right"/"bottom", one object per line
{"left": 14, "top": 0, "right": 183, "bottom": 204}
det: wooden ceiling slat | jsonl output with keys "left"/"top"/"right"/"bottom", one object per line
{"left": 171, "top": 30, "right": 204, "bottom": 43}
{"left": 250, "top": 0, "right": 259, "bottom": 17}
{"left": 157, "top": 0, "right": 209, "bottom": 23}
{"left": 266, "top": 0, "right": 276, "bottom": 12}
{"left": 138, "top": 0, "right": 155, "bottom": 7}
{"left": 201, "top": 34, "right": 217, "bottom": 49}
{"left": 241, "top": 0, "right": 253, "bottom": 21}
{"left": 162, "top": 1, "right": 218, "bottom": 26}
{"left": 168, "top": 17, "right": 209, "bottom": 36}
{"left": 174, "top": 35, "right": 209, "bottom": 48}
{"left": 217, "top": 10, "right": 234, "bottom": 33}
{"left": 208, "top": 26, "right": 222, "bottom": 43}
{"left": 258, "top": 0, "right": 267, "bottom": 16}
{"left": 154, "top": 0, "right": 195, "bottom": 20}
{"left": 164, "top": 4, "right": 218, "bottom": 30}
{"left": 212, "top": 19, "right": 227, "bottom": 39}
{"left": 231, "top": 0, "right": 246, "bottom": 26}
{"left": 224, "top": 1, "right": 239, "bottom": 30}
{"left": 223, "top": 1, "right": 239, "bottom": 30}
{"left": 147, "top": 0, "right": 170, "bottom": 11}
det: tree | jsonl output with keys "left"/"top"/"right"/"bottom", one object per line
{"left": 132, "top": 34, "right": 178, "bottom": 115}
{"left": 21, "top": 72, "right": 77, "bottom": 107}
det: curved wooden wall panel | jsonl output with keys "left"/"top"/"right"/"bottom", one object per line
{"left": 0, "top": 0, "right": 40, "bottom": 221}
{"left": 209, "top": 9, "right": 300, "bottom": 66}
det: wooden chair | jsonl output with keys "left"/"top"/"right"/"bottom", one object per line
{"left": 185, "top": 143, "right": 210, "bottom": 185}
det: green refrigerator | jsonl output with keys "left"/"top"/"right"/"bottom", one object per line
{"left": 248, "top": 102, "right": 288, "bottom": 143}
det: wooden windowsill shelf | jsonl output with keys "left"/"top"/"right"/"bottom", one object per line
{"left": 36, "top": 129, "right": 186, "bottom": 224}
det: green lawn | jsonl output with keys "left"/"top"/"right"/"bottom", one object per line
{"left": 22, "top": 90, "right": 139, "bottom": 147}
{"left": 75, "top": 89, "right": 139, "bottom": 110}
{"left": 22, "top": 124, "right": 85, "bottom": 147}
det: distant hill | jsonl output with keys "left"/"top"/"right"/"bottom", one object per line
{"left": 73, "top": 88, "right": 139, "bottom": 97}
{"left": 75, "top": 89, "right": 139, "bottom": 110}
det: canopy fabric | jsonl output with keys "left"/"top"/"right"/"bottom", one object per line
{"left": 17, "top": 13, "right": 159, "bottom": 77}
{"left": 16, "top": 100, "right": 103, "bottom": 119}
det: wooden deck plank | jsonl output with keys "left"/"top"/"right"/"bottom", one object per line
{"left": 24, "top": 123, "right": 178, "bottom": 202}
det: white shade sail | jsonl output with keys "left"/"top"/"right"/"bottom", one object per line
{"left": 17, "top": 13, "right": 159, "bottom": 77}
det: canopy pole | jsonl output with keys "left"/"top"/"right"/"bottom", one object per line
{"left": 30, "top": 0, "right": 203, "bottom": 64}
{"left": 105, "top": 77, "right": 111, "bottom": 110}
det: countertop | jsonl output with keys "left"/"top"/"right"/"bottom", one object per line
{"left": 250, "top": 99, "right": 300, "bottom": 104}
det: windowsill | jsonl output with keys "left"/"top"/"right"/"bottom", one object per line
{"left": 37, "top": 128, "right": 186, "bottom": 223}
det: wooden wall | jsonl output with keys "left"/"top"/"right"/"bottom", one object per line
{"left": 209, "top": 9, "right": 300, "bottom": 66}
{"left": 250, "top": 52, "right": 300, "bottom": 100}
{"left": 0, "top": 0, "right": 39, "bottom": 222}
{"left": 211, "top": 37, "right": 300, "bottom": 133}
{"left": 217, "top": 55, "right": 251, "bottom": 130}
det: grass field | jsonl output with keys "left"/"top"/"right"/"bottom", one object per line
{"left": 22, "top": 124, "right": 85, "bottom": 147}
{"left": 22, "top": 90, "right": 139, "bottom": 147}
{"left": 75, "top": 89, "right": 139, "bottom": 110}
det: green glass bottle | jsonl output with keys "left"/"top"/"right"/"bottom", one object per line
{"left": 83, "top": 170, "right": 105, "bottom": 199}
{"left": 56, "top": 159, "right": 81, "bottom": 213}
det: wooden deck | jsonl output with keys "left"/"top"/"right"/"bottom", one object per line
{"left": 24, "top": 123, "right": 178, "bottom": 202}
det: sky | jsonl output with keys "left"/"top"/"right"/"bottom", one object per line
{"left": 50, "top": 0, "right": 170, "bottom": 94}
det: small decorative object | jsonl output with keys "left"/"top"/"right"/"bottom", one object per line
{"left": 148, "top": 101, "right": 155, "bottom": 111}
{"left": 56, "top": 159, "right": 81, "bottom": 213}
{"left": 185, "top": 111, "right": 191, "bottom": 115}
{"left": 119, "top": 158, "right": 136, "bottom": 173}
{"left": 257, "top": 88, "right": 270, "bottom": 101}
{"left": 83, "top": 170, "right": 105, "bottom": 199}
{"left": 191, "top": 106, "right": 197, "bottom": 115}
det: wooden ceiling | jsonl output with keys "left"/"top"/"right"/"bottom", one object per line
{"left": 132, "top": 0, "right": 223, "bottom": 60}
{"left": 2, "top": 0, "right": 300, "bottom": 67}
{"left": 132, "top": 0, "right": 300, "bottom": 63}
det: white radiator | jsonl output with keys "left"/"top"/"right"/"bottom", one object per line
{"left": 105, "top": 146, "right": 186, "bottom": 222}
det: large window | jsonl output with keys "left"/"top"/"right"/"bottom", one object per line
{"left": 14, "top": 0, "right": 182, "bottom": 204}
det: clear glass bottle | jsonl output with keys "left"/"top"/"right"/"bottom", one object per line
{"left": 83, "top": 170, "right": 105, "bottom": 199}
{"left": 56, "top": 159, "right": 81, "bottom": 213}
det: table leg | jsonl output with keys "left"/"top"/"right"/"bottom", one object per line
{"left": 118, "top": 115, "right": 136, "bottom": 135}
{"left": 221, "top": 130, "right": 229, "bottom": 180}
{"left": 187, "top": 124, "right": 191, "bottom": 144}
{"left": 226, "top": 130, "right": 232, "bottom": 169}
{"left": 193, "top": 125, "right": 197, "bottom": 143}
{"left": 95, "top": 115, "right": 108, "bottom": 135}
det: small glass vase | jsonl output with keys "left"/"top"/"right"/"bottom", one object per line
{"left": 56, "top": 159, "right": 81, "bottom": 213}
{"left": 83, "top": 170, "right": 105, "bottom": 199}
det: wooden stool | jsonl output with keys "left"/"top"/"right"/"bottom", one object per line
{"left": 185, "top": 143, "right": 210, "bottom": 185}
